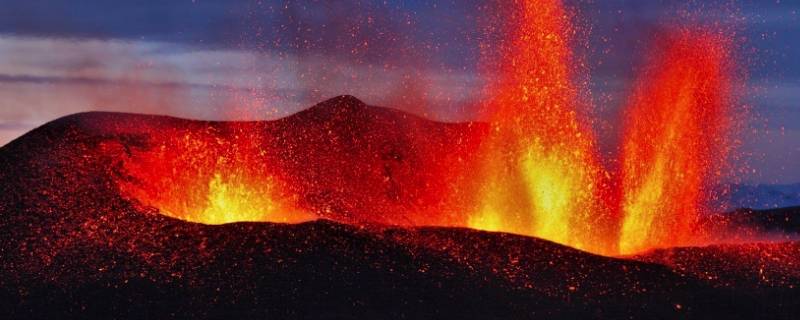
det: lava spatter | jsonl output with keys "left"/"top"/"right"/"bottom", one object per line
{"left": 618, "top": 30, "right": 734, "bottom": 254}
{"left": 118, "top": 124, "right": 314, "bottom": 225}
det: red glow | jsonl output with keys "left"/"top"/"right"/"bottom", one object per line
{"left": 465, "top": 0, "right": 616, "bottom": 255}
{"left": 463, "top": 1, "right": 738, "bottom": 256}
{"left": 618, "top": 30, "right": 733, "bottom": 254}
{"left": 118, "top": 124, "right": 314, "bottom": 225}
{"left": 115, "top": 1, "right": 741, "bottom": 257}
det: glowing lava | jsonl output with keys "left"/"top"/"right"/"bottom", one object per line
{"left": 468, "top": 0, "right": 615, "bottom": 255}
{"left": 618, "top": 30, "right": 733, "bottom": 254}
{"left": 467, "top": 0, "right": 737, "bottom": 256}
{"left": 118, "top": 125, "right": 314, "bottom": 225}
{"left": 115, "top": 1, "right": 739, "bottom": 257}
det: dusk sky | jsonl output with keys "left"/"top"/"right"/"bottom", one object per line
{"left": 0, "top": 0, "right": 797, "bottom": 184}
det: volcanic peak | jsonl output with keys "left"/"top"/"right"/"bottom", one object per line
{"left": 300, "top": 95, "right": 370, "bottom": 120}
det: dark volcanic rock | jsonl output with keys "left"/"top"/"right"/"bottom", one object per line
{"left": 0, "top": 96, "right": 798, "bottom": 319}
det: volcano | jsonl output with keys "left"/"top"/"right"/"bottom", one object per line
{"left": 0, "top": 96, "right": 798, "bottom": 319}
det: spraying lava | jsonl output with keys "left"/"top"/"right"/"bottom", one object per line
{"left": 618, "top": 30, "right": 734, "bottom": 254}
{"left": 2, "top": 1, "right": 798, "bottom": 318}
{"left": 466, "top": 0, "right": 738, "bottom": 256}
{"left": 118, "top": 124, "right": 313, "bottom": 225}
{"left": 467, "top": 0, "right": 614, "bottom": 255}
{"left": 112, "top": 0, "right": 740, "bottom": 257}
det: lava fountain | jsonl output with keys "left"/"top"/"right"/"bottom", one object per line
{"left": 467, "top": 0, "right": 615, "bottom": 255}
{"left": 467, "top": 0, "right": 738, "bottom": 256}
{"left": 618, "top": 30, "right": 734, "bottom": 254}
{"left": 114, "top": 0, "right": 739, "bottom": 257}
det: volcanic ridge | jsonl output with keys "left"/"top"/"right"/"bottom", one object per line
{"left": 0, "top": 96, "right": 798, "bottom": 319}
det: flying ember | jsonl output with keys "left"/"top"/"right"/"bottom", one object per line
{"left": 118, "top": 124, "right": 313, "bottom": 225}
{"left": 466, "top": 0, "right": 615, "bottom": 255}
{"left": 466, "top": 0, "right": 737, "bottom": 256}
{"left": 114, "top": 0, "right": 739, "bottom": 257}
{"left": 618, "top": 30, "right": 733, "bottom": 254}
{"left": 3, "top": 0, "right": 798, "bottom": 318}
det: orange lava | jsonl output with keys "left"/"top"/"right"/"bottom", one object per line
{"left": 114, "top": 1, "right": 740, "bottom": 257}
{"left": 467, "top": 0, "right": 737, "bottom": 256}
{"left": 618, "top": 31, "right": 733, "bottom": 254}
{"left": 467, "top": 0, "right": 615, "bottom": 255}
{"left": 118, "top": 124, "right": 314, "bottom": 225}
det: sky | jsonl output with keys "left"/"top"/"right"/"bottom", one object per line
{"left": 0, "top": 0, "right": 797, "bottom": 184}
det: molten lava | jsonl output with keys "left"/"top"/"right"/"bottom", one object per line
{"left": 118, "top": 124, "right": 314, "bottom": 225}
{"left": 618, "top": 31, "right": 733, "bottom": 254}
{"left": 467, "top": 0, "right": 614, "bottom": 254}
{"left": 466, "top": 0, "right": 737, "bottom": 256}
{"left": 114, "top": 0, "right": 739, "bottom": 257}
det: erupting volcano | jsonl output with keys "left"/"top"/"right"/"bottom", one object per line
{"left": 112, "top": 0, "right": 737, "bottom": 257}
{"left": 1, "top": 0, "right": 798, "bottom": 318}
{"left": 466, "top": 0, "right": 614, "bottom": 254}
{"left": 463, "top": 1, "right": 740, "bottom": 256}
{"left": 618, "top": 30, "right": 734, "bottom": 254}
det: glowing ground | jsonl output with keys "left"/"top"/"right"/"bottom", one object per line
{"left": 0, "top": 99, "right": 797, "bottom": 319}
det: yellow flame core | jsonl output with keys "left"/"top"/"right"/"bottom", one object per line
{"left": 197, "top": 173, "right": 276, "bottom": 224}
{"left": 468, "top": 185, "right": 505, "bottom": 232}
{"left": 149, "top": 172, "right": 314, "bottom": 225}
{"left": 118, "top": 129, "right": 316, "bottom": 226}
{"left": 521, "top": 147, "right": 590, "bottom": 248}
{"left": 468, "top": 0, "right": 614, "bottom": 255}
{"left": 468, "top": 142, "right": 603, "bottom": 253}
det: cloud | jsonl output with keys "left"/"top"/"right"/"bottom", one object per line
{"left": 0, "top": 0, "right": 240, "bottom": 44}
{"left": 0, "top": 35, "right": 484, "bottom": 147}
{"left": 0, "top": 1, "right": 798, "bottom": 184}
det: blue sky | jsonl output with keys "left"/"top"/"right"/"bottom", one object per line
{"left": 0, "top": 0, "right": 797, "bottom": 183}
